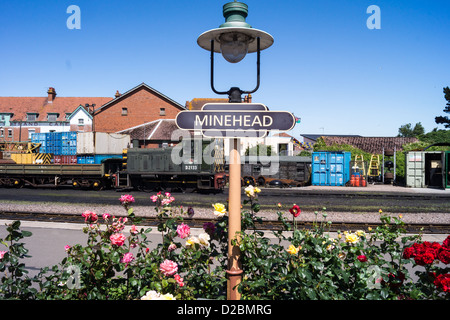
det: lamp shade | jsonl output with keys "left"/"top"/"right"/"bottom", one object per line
{"left": 197, "top": 1, "right": 273, "bottom": 61}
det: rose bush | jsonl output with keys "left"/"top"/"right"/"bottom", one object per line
{"left": 1, "top": 188, "right": 449, "bottom": 300}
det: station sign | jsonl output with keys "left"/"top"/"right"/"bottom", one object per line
{"left": 175, "top": 103, "right": 296, "bottom": 138}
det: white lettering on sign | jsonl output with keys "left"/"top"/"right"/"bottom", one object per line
{"left": 194, "top": 114, "right": 274, "bottom": 128}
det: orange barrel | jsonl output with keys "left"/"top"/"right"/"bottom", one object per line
{"left": 355, "top": 174, "right": 360, "bottom": 187}
{"left": 350, "top": 175, "right": 355, "bottom": 186}
{"left": 361, "top": 177, "right": 367, "bottom": 187}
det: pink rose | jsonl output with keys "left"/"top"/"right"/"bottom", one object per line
{"left": 110, "top": 233, "right": 126, "bottom": 246}
{"left": 119, "top": 194, "right": 135, "bottom": 205}
{"left": 150, "top": 195, "right": 159, "bottom": 202}
{"left": 102, "top": 213, "right": 111, "bottom": 221}
{"left": 174, "top": 274, "right": 184, "bottom": 287}
{"left": 160, "top": 259, "right": 178, "bottom": 276}
{"left": 0, "top": 251, "right": 7, "bottom": 260}
{"left": 64, "top": 245, "right": 71, "bottom": 252}
{"left": 357, "top": 255, "right": 367, "bottom": 262}
{"left": 176, "top": 223, "right": 191, "bottom": 239}
{"left": 82, "top": 210, "right": 98, "bottom": 223}
{"left": 130, "top": 225, "right": 138, "bottom": 235}
{"left": 121, "top": 252, "right": 135, "bottom": 266}
{"left": 161, "top": 197, "right": 175, "bottom": 206}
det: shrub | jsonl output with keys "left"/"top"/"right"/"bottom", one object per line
{"left": 0, "top": 189, "right": 449, "bottom": 300}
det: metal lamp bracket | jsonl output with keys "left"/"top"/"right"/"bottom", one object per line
{"left": 210, "top": 37, "right": 261, "bottom": 103}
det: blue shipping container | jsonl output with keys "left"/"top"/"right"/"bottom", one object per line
{"left": 312, "top": 151, "right": 351, "bottom": 186}
{"left": 31, "top": 132, "right": 76, "bottom": 155}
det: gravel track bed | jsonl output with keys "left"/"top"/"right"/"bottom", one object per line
{"left": 1, "top": 202, "right": 448, "bottom": 225}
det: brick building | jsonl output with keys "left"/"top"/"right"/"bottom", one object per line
{"left": 93, "top": 83, "right": 185, "bottom": 133}
{"left": 0, "top": 83, "right": 186, "bottom": 142}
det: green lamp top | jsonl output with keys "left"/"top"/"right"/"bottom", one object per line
{"left": 219, "top": 1, "right": 251, "bottom": 29}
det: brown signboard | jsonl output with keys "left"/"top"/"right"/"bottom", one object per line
{"left": 175, "top": 110, "right": 295, "bottom": 133}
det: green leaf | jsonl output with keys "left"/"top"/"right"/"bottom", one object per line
{"left": 380, "top": 288, "right": 389, "bottom": 299}
{"left": 252, "top": 203, "right": 260, "bottom": 213}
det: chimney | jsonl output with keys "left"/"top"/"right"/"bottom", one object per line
{"left": 47, "top": 87, "right": 56, "bottom": 103}
{"left": 115, "top": 90, "right": 121, "bottom": 98}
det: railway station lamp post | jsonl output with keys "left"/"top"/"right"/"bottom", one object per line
{"left": 197, "top": 1, "right": 273, "bottom": 300}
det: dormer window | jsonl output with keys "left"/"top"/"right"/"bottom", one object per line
{"left": 27, "top": 113, "right": 38, "bottom": 121}
{"left": 47, "top": 113, "right": 59, "bottom": 122}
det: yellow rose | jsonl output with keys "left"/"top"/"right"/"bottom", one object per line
{"left": 244, "top": 186, "right": 255, "bottom": 198}
{"left": 286, "top": 244, "right": 300, "bottom": 255}
{"left": 345, "top": 233, "right": 360, "bottom": 244}
{"left": 355, "top": 230, "right": 366, "bottom": 237}
{"left": 213, "top": 203, "right": 227, "bottom": 217}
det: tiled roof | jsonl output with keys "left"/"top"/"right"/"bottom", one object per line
{"left": 0, "top": 96, "right": 112, "bottom": 122}
{"left": 273, "top": 132, "right": 294, "bottom": 138}
{"left": 185, "top": 98, "right": 229, "bottom": 110}
{"left": 301, "top": 134, "right": 362, "bottom": 141}
{"left": 117, "top": 119, "right": 188, "bottom": 140}
{"left": 320, "top": 136, "right": 419, "bottom": 154}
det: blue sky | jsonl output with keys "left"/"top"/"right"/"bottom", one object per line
{"left": 0, "top": 0, "right": 449, "bottom": 139}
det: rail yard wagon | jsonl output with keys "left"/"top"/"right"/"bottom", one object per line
{"left": 239, "top": 155, "right": 311, "bottom": 187}
{"left": 0, "top": 162, "right": 118, "bottom": 190}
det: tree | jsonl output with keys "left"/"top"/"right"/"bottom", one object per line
{"left": 435, "top": 86, "right": 450, "bottom": 128}
{"left": 397, "top": 122, "right": 425, "bottom": 138}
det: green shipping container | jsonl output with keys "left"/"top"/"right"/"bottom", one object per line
{"left": 405, "top": 151, "right": 446, "bottom": 188}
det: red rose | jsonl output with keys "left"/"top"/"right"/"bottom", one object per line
{"left": 412, "top": 242, "right": 425, "bottom": 255}
{"left": 289, "top": 204, "right": 301, "bottom": 217}
{"left": 424, "top": 241, "right": 442, "bottom": 256}
{"left": 434, "top": 273, "right": 450, "bottom": 293}
{"left": 442, "top": 236, "right": 450, "bottom": 250}
{"left": 414, "top": 251, "right": 435, "bottom": 266}
{"left": 438, "top": 249, "right": 450, "bottom": 265}
{"left": 403, "top": 247, "right": 415, "bottom": 259}
{"left": 357, "top": 255, "right": 367, "bottom": 262}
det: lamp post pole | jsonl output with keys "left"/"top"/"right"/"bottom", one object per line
{"left": 227, "top": 137, "right": 242, "bottom": 300}
{"left": 196, "top": 1, "right": 274, "bottom": 300}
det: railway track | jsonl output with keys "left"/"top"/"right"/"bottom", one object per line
{"left": 1, "top": 211, "right": 449, "bottom": 234}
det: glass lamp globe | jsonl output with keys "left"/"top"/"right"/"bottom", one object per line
{"left": 219, "top": 32, "right": 249, "bottom": 63}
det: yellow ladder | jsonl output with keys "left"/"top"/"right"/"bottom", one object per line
{"left": 354, "top": 154, "right": 366, "bottom": 176}
{"left": 368, "top": 155, "right": 380, "bottom": 177}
